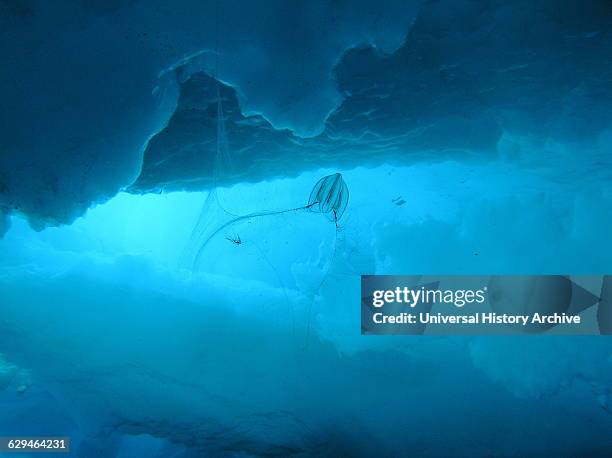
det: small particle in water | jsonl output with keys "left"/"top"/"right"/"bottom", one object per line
{"left": 392, "top": 197, "right": 406, "bottom": 206}
{"left": 16, "top": 384, "right": 28, "bottom": 395}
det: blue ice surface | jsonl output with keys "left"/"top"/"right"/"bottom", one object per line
{"left": 0, "top": 0, "right": 611, "bottom": 455}
{"left": 0, "top": 162, "right": 611, "bottom": 457}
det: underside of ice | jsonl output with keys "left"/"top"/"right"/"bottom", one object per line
{"left": 1, "top": 1, "right": 611, "bottom": 228}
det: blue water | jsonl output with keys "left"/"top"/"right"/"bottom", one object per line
{"left": 1, "top": 163, "right": 611, "bottom": 456}
{"left": 1, "top": 1, "right": 612, "bottom": 456}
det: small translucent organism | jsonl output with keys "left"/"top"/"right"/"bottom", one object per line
{"left": 225, "top": 233, "right": 242, "bottom": 245}
{"left": 307, "top": 173, "right": 349, "bottom": 226}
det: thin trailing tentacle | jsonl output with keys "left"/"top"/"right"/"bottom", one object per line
{"left": 192, "top": 203, "right": 318, "bottom": 270}
{"left": 302, "top": 218, "right": 343, "bottom": 349}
